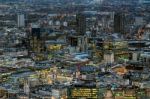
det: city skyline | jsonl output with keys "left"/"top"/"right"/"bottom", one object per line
{"left": 0, "top": 0, "right": 149, "bottom": 99}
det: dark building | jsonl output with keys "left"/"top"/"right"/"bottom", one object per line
{"left": 114, "top": 12, "right": 125, "bottom": 34}
{"left": 76, "top": 13, "right": 86, "bottom": 36}
{"left": 29, "top": 28, "right": 45, "bottom": 53}
{"left": 31, "top": 28, "right": 41, "bottom": 39}
{"left": 68, "top": 36, "right": 78, "bottom": 46}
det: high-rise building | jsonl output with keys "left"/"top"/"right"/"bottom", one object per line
{"left": 17, "top": 14, "right": 25, "bottom": 27}
{"left": 29, "top": 26, "right": 45, "bottom": 53}
{"left": 114, "top": 13, "right": 125, "bottom": 34}
{"left": 76, "top": 13, "right": 86, "bottom": 35}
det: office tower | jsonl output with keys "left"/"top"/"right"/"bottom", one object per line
{"left": 76, "top": 13, "right": 86, "bottom": 35}
{"left": 31, "top": 28, "right": 41, "bottom": 40}
{"left": 17, "top": 14, "right": 25, "bottom": 27}
{"left": 29, "top": 27, "right": 45, "bottom": 53}
{"left": 114, "top": 13, "right": 125, "bottom": 34}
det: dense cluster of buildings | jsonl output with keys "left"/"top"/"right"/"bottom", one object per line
{"left": 0, "top": 0, "right": 150, "bottom": 99}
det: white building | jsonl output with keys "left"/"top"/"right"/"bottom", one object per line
{"left": 18, "top": 14, "right": 25, "bottom": 27}
{"left": 24, "top": 80, "right": 30, "bottom": 95}
{"left": 132, "top": 52, "right": 139, "bottom": 61}
{"left": 51, "top": 87, "right": 67, "bottom": 99}
{"left": 17, "top": 94, "right": 29, "bottom": 99}
{"left": 104, "top": 52, "right": 114, "bottom": 63}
